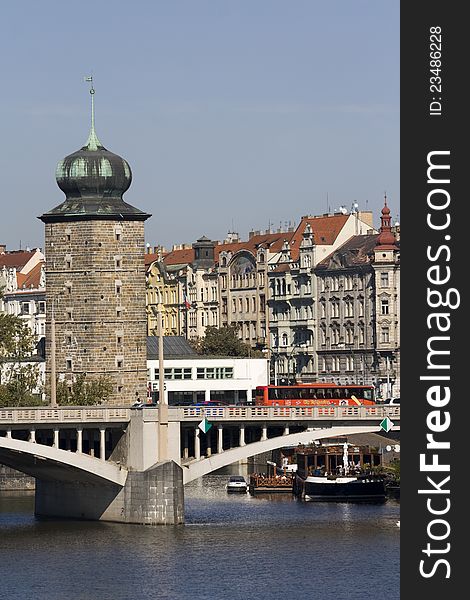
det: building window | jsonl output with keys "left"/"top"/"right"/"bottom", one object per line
{"left": 381, "top": 327, "right": 390, "bottom": 343}
{"left": 154, "top": 367, "right": 192, "bottom": 380}
{"left": 331, "top": 301, "right": 340, "bottom": 318}
{"left": 21, "top": 302, "right": 30, "bottom": 315}
{"left": 332, "top": 356, "right": 340, "bottom": 371}
{"left": 116, "top": 359, "right": 124, "bottom": 368}
{"left": 359, "top": 327, "right": 365, "bottom": 344}
{"left": 380, "top": 272, "right": 389, "bottom": 287}
{"left": 331, "top": 328, "right": 339, "bottom": 345}
{"left": 358, "top": 299, "right": 364, "bottom": 317}
{"left": 346, "top": 356, "right": 354, "bottom": 371}
{"left": 381, "top": 298, "right": 389, "bottom": 315}
{"left": 195, "top": 367, "right": 233, "bottom": 379}
{"left": 66, "top": 359, "right": 72, "bottom": 370}
{"left": 38, "top": 301, "right": 46, "bottom": 314}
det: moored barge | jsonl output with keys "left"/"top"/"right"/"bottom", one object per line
{"left": 293, "top": 442, "right": 386, "bottom": 502}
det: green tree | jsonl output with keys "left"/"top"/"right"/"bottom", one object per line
{"left": 55, "top": 373, "right": 113, "bottom": 406}
{"left": 0, "top": 313, "right": 43, "bottom": 407}
{"left": 192, "top": 325, "right": 262, "bottom": 357}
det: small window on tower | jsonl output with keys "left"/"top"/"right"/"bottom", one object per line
{"left": 66, "top": 359, "right": 72, "bottom": 370}
{"left": 117, "top": 359, "right": 124, "bottom": 368}
{"left": 116, "top": 308, "right": 122, "bottom": 317}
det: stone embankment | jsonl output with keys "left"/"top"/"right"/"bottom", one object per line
{"left": 0, "top": 465, "right": 35, "bottom": 491}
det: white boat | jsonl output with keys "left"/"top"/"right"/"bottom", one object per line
{"left": 226, "top": 475, "right": 248, "bottom": 493}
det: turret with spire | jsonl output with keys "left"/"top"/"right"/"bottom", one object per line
{"left": 38, "top": 79, "right": 150, "bottom": 407}
{"left": 375, "top": 195, "right": 398, "bottom": 249}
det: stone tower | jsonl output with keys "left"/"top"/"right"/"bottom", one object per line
{"left": 39, "top": 85, "right": 151, "bottom": 406}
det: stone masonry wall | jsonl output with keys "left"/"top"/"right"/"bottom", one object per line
{"left": 44, "top": 219, "right": 148, "bottom": 406}
{"left": 0, "top": 465, "right": 35, "bottom": 490}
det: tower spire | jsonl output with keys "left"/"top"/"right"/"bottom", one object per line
{"left": 84, "top": 75, "right": 103, "bottom": 150}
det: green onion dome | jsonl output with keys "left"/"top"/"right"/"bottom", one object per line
{"left": 56, "top": 128, "right": 132, "bottom": 200}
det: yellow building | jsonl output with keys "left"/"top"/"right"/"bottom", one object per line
{"left": 145, "top": 253, "right": 183, "bottom": 336}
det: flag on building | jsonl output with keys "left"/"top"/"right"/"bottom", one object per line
{"left": 184, "top": 292, "right": 192, "bottom": 309}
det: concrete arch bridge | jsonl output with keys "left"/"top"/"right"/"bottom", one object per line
{"left": 0, "top": 404, "right": 399, "bottom": 524}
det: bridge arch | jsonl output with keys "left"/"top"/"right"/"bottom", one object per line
{"left": 0, "top": 437, "right": 127, "bottom": 486}
{"left": 182, "top": 424, "right": 394, "bottom": 484}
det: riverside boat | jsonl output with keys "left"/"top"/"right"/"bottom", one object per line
{"left": 293, "top": 442, "right": 386, "bottom": 502}
{"left": 226, "top": 475, "right": 248, "bottom": 493}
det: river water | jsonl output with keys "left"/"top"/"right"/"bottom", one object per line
{"left": 0, "top": 473, "right": 399, "bottom": 600}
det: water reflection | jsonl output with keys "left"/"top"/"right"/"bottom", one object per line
{"left": 0, "top": 474, "right": 399, "bottom": 600}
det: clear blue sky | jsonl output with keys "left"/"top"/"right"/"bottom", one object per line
{"left": 0, "top": 0, "right": 399, "bottom": 251}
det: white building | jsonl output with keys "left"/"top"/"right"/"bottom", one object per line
{"left": 147, "top": 356, "right": 268, "bottom": 405}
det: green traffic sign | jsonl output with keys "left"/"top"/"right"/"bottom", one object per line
{"left": 380, "top": 417, "right": 394, "bottom": 432}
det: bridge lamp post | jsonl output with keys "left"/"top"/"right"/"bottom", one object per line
{"left": 157, "top": 303, "right": 168, "bottom": 461}
{"left": 50, "top": 291, "right": 64, "bottom": 409}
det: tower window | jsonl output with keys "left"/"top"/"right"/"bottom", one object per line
{"left": 66, "top": 359, "right": 72, "bottom": 370}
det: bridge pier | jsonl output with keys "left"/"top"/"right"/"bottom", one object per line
{"left": 35, "top": 460, "right": 184, "bottom": 525}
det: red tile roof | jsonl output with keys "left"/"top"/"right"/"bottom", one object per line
{"left": 215, "top": 232, "right": 289, "bottom": 258}
{"left": 289, "top": 214, "right": 349, "bottom": 260}
{"left": 163, "top": 248, "right": 195, "bottom": 266}
{"left": 144, "top": 252, "right": 160, "bottom": 267}
{"left": 0, "top": 250, "right": 37, "bottom": 270}
{"left": 149, "top": 215, "right": 351, "bottom": 270}
{"left": 17, "top": 261, "right": 43, "bottom": 289}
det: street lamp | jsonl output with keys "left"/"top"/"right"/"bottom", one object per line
{"left": 289, "top": 342, "right": 307, "bottom": 384}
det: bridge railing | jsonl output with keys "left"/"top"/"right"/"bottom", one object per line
{"left": 0, "top": 406, "right": 130, "bottom": 424}
{"left": 173, "top": 405, "right": 400, "bottom": 421}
